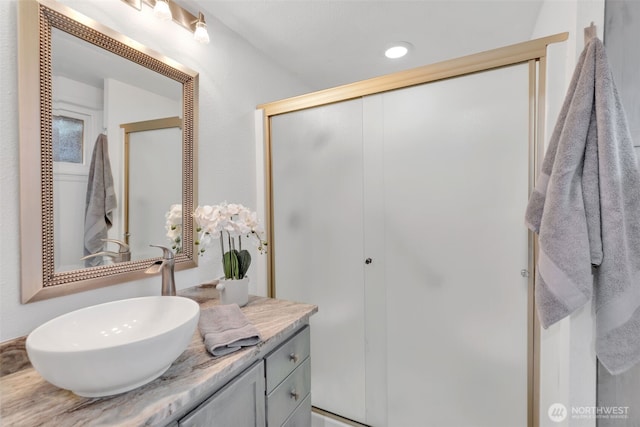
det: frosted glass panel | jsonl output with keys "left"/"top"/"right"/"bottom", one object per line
{"left": 271, "top": 99, "right": 367, "bottom": 423}
{"left": 270, "top": 63, "right": 531, "bottom": 427}
{"left": 128, "top": 127, "right": 182, "bottom": 259}
{"left": 53, "top": 115, "right": 84, "bottom": 163}
{"left": 381, "top": 63, "right": 530, "bottom": 427}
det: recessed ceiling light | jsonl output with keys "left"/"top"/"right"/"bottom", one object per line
{"left": 385, "top": 42, "right": 412, "bottom": 59}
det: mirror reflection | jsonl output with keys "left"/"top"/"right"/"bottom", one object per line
{"left": 123, "top": 118, "right": 183, "bottom": 260}
{"left": 51, "top": 28, "right": 183, "bottom": 272}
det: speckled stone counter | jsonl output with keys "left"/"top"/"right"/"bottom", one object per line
{"left": 0, "top": 286, "right": 317, "bottom": 426}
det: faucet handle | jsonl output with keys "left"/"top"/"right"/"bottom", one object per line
{"left": 149, "top": 245, "right": 175, "bottom": 260}
{"left": 80, "top": 252, "right": 112, "bottom": 261}
{"left": 103, "top": 239, "right": 130, "bottom": 253}
{"left": 145, "top": 260, "right": 163, "bottom": 275}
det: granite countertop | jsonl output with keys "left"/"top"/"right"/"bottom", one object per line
{"left": 0, "top": 286, "right": 317, "bottom": 426}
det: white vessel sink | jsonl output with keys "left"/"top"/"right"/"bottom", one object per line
{"left": 26, "top": 296, "right": 200, "bottom": 397}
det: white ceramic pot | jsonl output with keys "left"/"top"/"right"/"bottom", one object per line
{"left": 216, "top": 277, "right": 249, "bottom": 307}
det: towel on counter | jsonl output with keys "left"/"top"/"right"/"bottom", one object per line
{"left": 525, "top": 37, "right": 640, "bottom": 374}
{"left": 84, "top": 133, "right": 117, "bottom": 267}
{"left": 199, "top": 304, "right": 262, "bottom": 357}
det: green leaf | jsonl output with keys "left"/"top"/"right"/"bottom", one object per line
{"left": 236, "top": 249, "right": 252, "bottom": 279}
{"left": 223, "top": 250, "right": 239, "bottom": 279}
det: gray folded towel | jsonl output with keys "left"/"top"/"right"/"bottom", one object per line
{"left": 525, "top": 37, "right": 640, "bottom": 374}
{"left": 199, "top": 304, "right": 262, "bottom": 357}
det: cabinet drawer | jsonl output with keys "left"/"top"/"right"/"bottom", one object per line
{"left": 265, "top": 326, "right": 310, "bottom": 393}
{"left": 282, "top": 394, "right": 311, "bottom": 427}
{"left": 267, "top": 358, "right": 311, "bottom": 427}
{"left": 179, "top": 362, "right": 265, "bottom": 427}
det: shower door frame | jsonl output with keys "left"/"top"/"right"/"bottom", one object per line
{"left": 259, "top": 32, "right": 568, "bottom": 427}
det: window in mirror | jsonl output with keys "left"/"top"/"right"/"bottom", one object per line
{"left": 52, "top": 115, "right": 84, "bottom": 163}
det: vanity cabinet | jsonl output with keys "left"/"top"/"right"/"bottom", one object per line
{"left": 281, "top": 394, "right": 311, "bottom": 427}
{"left": 265, "top": 326, "right": 311, "bottom": 427}
{"left": 176, "top": 326, "right": 311, "bottom": 427}
{"left": 178, "top": 361, "right": 266, "bottom": 427}
{"left": 0, "top": 292, "right": 317, "bottom": 427}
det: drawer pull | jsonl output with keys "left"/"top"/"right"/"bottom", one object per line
{"left": 289, "top": 353, "right": 299, "bottom": 363}
{"left": 290, "top": 388, "right": 299, "bottom": 401}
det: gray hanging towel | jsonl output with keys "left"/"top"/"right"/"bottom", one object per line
{"left": 525, "top": 37, "right": 640, "bottom": 374}
{"left": 84, "top": 133, "right": 117, "bottom": 267}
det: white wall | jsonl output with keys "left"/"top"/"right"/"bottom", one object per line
{"left": 530, "top": 1, "right": 604, "bottom": 426}
{"left": 0, "top": 0, "right": 310, "bottom": 341}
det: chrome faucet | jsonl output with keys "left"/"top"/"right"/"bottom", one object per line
{"left": 81, "top": 239, "right": 131, "bottom": 264}
{"left": 145, "top": 245, "right": 176, "bottom": 296}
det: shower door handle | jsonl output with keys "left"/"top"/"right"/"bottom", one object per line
{"left": 365, "top": 258, "right": 373, "bottom": 265}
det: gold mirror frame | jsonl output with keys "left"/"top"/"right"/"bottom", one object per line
{"left": 17, "top": 0, "right": 198, "bottom": 303}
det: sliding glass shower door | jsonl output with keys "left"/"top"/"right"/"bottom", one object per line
{"left": 271, "top": 63, "right": 531, "bottom": 426}
{"left": 271, "top": 99, "right": 367, "bottom": 423}
{"left": 380, "top": 64, "right": 530, "bottom": 426}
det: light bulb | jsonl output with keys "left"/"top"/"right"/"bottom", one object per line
{"left": 153, "top": 0, "right": 172, "bottom": 21}
{"left": 385, "top": 42, "right": 412, "bottom": 59}
{"left": 194, "top": 21, "right": 210, "bottom": 44}
{"left": 385, "top": 46, "right": 408, "bottom": 59}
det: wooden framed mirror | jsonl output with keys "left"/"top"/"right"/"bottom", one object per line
{"left": 17, "top": 0, "right": 198, "bottom": 303}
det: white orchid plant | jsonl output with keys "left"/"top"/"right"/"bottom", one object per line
{"left": 165, "top": 202, "right": 267, "bottom": 280}
{"left": 165, "top": 204, "right": 183, "bottom": 253}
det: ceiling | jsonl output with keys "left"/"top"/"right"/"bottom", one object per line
{"left": 188, "top": 0, "right": 545, "bottom": 91}
{"left": 52, "top": 28, "right": 182, "bottom": 101}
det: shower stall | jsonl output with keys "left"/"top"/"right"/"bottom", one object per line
{"left": 259, "top": 33, "right": 567, "bottom": 427}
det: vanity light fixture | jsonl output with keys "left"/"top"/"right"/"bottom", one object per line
{"left": 153, "top": 0, "right": 172, "bottom": 21}
{"left": 385, "top": 42, "right": 413, "bottom": 59}
{"left": 122, "top": 0, "right": 210, "bottom": 44}
{"left": 193, "top": 13, "right": 210, "bottom": 44}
